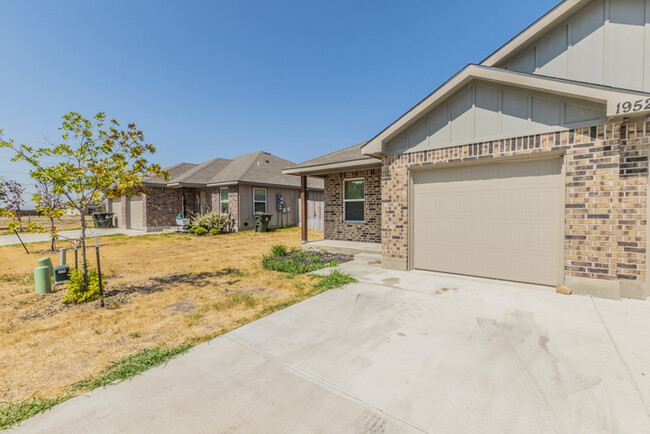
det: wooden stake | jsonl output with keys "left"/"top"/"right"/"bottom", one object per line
{"left": 95, "top": 236, "right": 105, "bottom": 308}
{"left": 13, "top": 229, "right": 29, "bottom": 254}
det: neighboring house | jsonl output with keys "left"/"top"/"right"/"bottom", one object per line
{"left": 63, "top": 202, "right": 104, "bottom": 216}
{"left": 107, "top": 151, "right": 323, "bottom": 232}
{"left": 286, "top": 0, "right": 650, "bottom": 300}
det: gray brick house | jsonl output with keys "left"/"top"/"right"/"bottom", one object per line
{"left": 285, "top": 0, "right": 650, "bottom": 300}
{"left": 108, "top": 151, "right": 323, "bottom": 232}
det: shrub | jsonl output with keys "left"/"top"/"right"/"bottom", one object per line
{"left": 62, "top": 269, "right": 105, "bottom": 304}
{"left": 194, "top": 227, "right": 208, "bottom": 236}
{"left": 190, "top": 211, "right": 233, "bottom": 233}
{"left": 188, "top": 227, "right": 196, "bottom": 234}
{"left": 209, "top": 228, "right": 219, "bottom": 235}
{"left": 270, "top": 244, "right": 289, "bottom": 257}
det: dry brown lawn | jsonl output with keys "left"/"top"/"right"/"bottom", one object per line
{"left": 0, "top": 227, "right": 324, "bottom": 403}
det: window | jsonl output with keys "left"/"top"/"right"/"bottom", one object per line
{"left": 220, "top": 188, "right": 229, "bottom": 214}
{"left": 253, "top": 188, "right": 267, "bottom": 213}
{"left": 344, "top": 179, "right": 364, "bottom": 222}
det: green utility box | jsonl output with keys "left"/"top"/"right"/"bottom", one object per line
{"left": 34, "top": 266, "right": 52, "bottom": 294}
{"left": 254, "top": 212, "right": 273, "bottom": 232}
{"left": 54, "top": 265, "right": 70, "bottom": 284}
{"left": 37, "top": 257, "right": 54, "bottom": 276}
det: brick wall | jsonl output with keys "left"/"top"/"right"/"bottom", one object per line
{"left": 143, "top": 187, "right": 183, "bottom": 227}
{"left": 382, "top": 122, "right": 648, "bottom": 292}
{"left": 324, "top": 169, "right": 381, "bottom": 243}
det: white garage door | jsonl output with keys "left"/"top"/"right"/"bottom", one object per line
{"left": 412, "top": 158, "right": 563, "bottom": 286}
{"left": 128, "top": 196, "right": 144, "bottom": 230}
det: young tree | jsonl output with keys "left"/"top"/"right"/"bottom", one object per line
{"left": 0, "top": 177, "right": 13, "bottom": 220}
{"left": 1, "top": 180, "right": 25, "bottom": 231}
{"left": 33, "top": 178, "right": 67, "bottom": 252}
{"left": 0, "top": 112, "right": 168, "bottom": 293}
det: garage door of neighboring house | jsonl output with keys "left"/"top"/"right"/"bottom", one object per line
{"left": 109, "top": 199, "right": 122, "bottom": 228}
{"left": 412, "top": 157, "right": 563, "bottom": 286}
{"left": 128, "top": 196, "right": 144, "bottom": 230}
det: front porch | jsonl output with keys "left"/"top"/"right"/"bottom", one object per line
{"left": 302, "top": 239, "right": 381, "bottom": 256}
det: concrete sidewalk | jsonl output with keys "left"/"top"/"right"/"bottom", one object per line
{"left": 13, "top": 260, "right": 650, "bottom": 433}
{"left": 0, "top": 228, "right": 171, "bottom": 247}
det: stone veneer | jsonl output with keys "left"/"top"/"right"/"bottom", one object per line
{"left": 324, "top": 168, "right": 381, "bottom": 243}
{"left": 382, "top": 122, "right": 649, "bottom": 299}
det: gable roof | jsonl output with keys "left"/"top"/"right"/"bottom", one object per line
{"left": 481, "top": 0, "right": 590, "bottom": 67}
{"left": 144, "top": 162, "right": 198, "bottom": 186}
{"left": 361, "top": 64, "right": 650, "bottom": 156}
{"left": 283, "top": 142, "right": 381, "bottom": 176}
{"left": 144, "top": 151, "right": 324, "bottom": 190}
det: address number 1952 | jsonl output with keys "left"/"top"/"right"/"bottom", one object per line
{"left": 615, "top": 98, "right": 650, "bottom": 115}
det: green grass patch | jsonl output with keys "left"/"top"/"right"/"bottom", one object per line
{"left": 311, "top": 270, "right": 357, "bottom": 293}
{"left": 69, "top": 344, "right": 193, "bottom": 392}
{"left": 0, "top": 396, "right": 68, "bottom": 429}
{"left": 261, "top": 244, "right": 339, "bottom": 274}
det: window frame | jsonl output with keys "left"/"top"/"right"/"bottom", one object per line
{"left": 253, "top": 187, "right": 267, "bottom": 214}
{"left": 343, "top": 178, "right": 365, "bottom": 223}
{"left": 220, "top": 188, "right": 229, "bottom": 214}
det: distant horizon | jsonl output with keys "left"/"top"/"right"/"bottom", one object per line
{"left": 0, "top": 0, "right": 559, "bottom": 208}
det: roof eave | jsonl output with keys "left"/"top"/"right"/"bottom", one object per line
{"left": 283, "top": 158, "right": 382, "bottom": 176}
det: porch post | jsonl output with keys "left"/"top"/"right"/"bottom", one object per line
{"left": 301, "top": 176, "right": 308, "bottom": 244}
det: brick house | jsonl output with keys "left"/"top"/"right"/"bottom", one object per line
{"left": 285, "top": 0, "right": 650, "bottom": 300}
{"left": 107, "top": 151, "right": 323, "bottom": 232}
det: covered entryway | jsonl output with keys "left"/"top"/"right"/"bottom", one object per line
{"left": 128, "top": 196, "right": 144, "bottom": 230}
{"left": 412, "top": 157, "right": 563, "bottom": 285}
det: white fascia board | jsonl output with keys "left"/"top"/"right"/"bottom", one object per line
{"left": 481, "top": 0, "right": 590, "bottom": 67}
{"left": 282, "top": 158, "right": 381, "bottom": 176}
{"left": 362, "top": 65, "right": 649, "bottom": 156}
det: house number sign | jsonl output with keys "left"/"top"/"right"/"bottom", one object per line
{"left": 614, "top": 98, "right": 650, "bottom": 115}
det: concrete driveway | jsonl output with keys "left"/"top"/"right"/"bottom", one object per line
{"left": 0, "top": 228, "right": 169, "bottom": 247}
{"left": 14, "top": 260, "right": 650, "bottom": 433}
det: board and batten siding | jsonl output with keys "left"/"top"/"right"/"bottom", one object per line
{"left": 238, "top": 185, "right": 322, "bottom": 230}
{"left": 499, "top": 0, "right": 650, "bottom": 92}
{"left": 385, "top": 81, "right": 604, "bottom": 154}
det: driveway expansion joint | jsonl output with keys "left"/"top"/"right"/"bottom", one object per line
{"left": 223, "top": 334, "right": 429, "bottom": 433}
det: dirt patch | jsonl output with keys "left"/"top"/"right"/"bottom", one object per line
{"left": 164, "top": 299, "right": 197, "bottom": 313}
{"left": 263, "top": 249, "right": 353, "bottom": 274}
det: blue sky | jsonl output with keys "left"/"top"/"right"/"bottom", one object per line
{"left": 0, "top": 0, "right": 558, "bottom": 204}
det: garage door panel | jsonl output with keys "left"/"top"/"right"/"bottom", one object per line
{"left": 412, "top": 158, "right": 562, "bottom": 285}
{"left": 128, "top": 196, "right": 144, "bottom": 230}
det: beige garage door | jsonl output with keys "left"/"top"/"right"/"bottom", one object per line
{"left": 109, "top": 199, "right": 122, "bottom": 228}
{"left": 412, "top": 158, "right": 563, "bottom": 286}
{"left": 128, "top": 196, "right": 144, "bottom": 230}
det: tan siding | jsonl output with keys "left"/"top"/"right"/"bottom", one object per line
{"left": 500, "top": 0, "right": 650, "bottom": 92}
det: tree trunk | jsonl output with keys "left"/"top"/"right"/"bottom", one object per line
{"left": 80, "top": 212, "right": 88, "bottom": 292}
{"left": 49, "top": 216, "right": 56, "bottom": 252}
